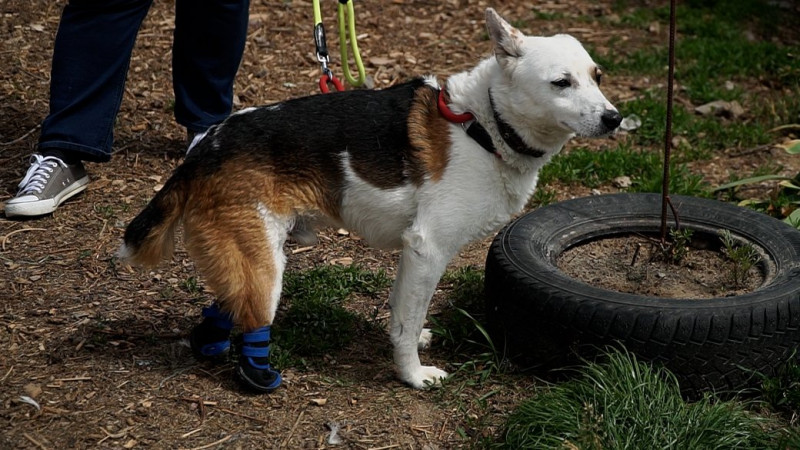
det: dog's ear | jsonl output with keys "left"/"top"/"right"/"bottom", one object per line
{"left": 485, "top": 8, "right": 524, "bottom": 71}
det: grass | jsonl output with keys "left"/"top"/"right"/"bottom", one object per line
{"left": 428, "top": 266, "right": 510, "bottom": 448}
{"left": 619, "top": 92, "right": 782, "bottom": 158}
{"left": 270, "top": 264, "right": 391, "bottom": 368}
{"left": 713, "top": 144, "right": 800, "bottom": 224}
{"left": 501, "top": 349, "right": 796, "bottom": 449}
{"left": 719, "top": 229, "right": 762, "bottom": 286}
{"left": 604, "top": 1, "right": 799, "bottom": 101}
{"left": 539, "top": 145, "right": 709, "bottom": 196}
{"left": 761, "top": 353, "right": 800, "bottom": 416}
{"left": 430, "top": 266, "right": 501, "bottom": 380}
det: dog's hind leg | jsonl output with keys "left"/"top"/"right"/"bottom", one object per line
{"left": 389, "top": 225, "right": 456, "bottom": 388}
{"left": 184, "top": 201, "right": 290, "bottom": 392}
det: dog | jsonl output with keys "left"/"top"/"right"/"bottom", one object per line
{"left": 118, "top": 8, "right": 621, "bottom": 392}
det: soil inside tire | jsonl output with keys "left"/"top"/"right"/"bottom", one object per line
{"left": 557, "top": 233, "right": 765, "bottom": 299}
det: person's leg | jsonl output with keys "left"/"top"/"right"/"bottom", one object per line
{"left": 38, "top": 0, "right": 154, "bottom": 163}
{"left": 173, "top": 0, "right": 250, "bottom": 133}
{"left": 6, "top": 0, "right": 153, "bottom": 218}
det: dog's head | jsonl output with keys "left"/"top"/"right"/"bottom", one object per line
{"left": 485, "top": 8, "right": 621, "bottom": 140}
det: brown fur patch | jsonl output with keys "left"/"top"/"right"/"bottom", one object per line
{"left": 408, "top": 87, "right": 452, "bottom": 183}
{"left": 181, "top": 154, "right": 338, "bottom": 330}
{"left": 183, "top": 202, "right": 275, "bottom": 330}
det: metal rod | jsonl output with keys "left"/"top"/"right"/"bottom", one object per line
{"left": 660, "top": 0, "right": 678, "bottom": 243}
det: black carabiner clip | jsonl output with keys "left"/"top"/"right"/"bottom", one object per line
{"left": 314, "top": 23, "right": 328, "bottom": 59}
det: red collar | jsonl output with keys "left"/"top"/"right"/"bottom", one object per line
{"left": 437, "top": 88, "right": 474, "bottom": 123}
{"left": 438, "top": 87, "right": 499, "bottom": 159}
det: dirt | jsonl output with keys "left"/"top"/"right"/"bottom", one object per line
{"left": 1, "top": 0, "right": 799, "bottom": 449}
{"left": 558, "top": 233, "right": 765, "bottom": 299}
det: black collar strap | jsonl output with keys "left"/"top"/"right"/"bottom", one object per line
{"left": 487, "top": 90, "right": 546, "bottom": 158}
{"left": 437, "top": 87, "right": 544, "bottom": 158}
{"left": 464, "top": 121, "right": 498, "bottom": 156}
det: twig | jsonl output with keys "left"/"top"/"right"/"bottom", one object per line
{"left": 729, "top": 144, "right": 773, "bottom": 158}
{"left": 181, "top": 428, "right": 203, "bottom": 439}
{"left": 769, "top": 124, "right": 800, "bottom": 133}
{"left": 159, "top": 367, "right": 192, "bottom": 388}
{"left": 178, "top": 397, "right": 218, "bottom": 406}
{"left": 367, "top": 445, "right": 401, "bottom": 450}
{"left": 281, "top": 409, "right": 305, "bottom": 447}
{"left": 0, "top": 365, "right": 13, "bottom": 383}
{"left": 216, "top": 407, "right": 271, "bottom": 425}
{"left": 438, "top": 416, "right": 448, "bottom": 440}
{"left": 1, "top": 227, "right": 47, "bottom": 251}
{"left": 179, "top": 397, "right": 213, "bottom": 422}
{"left": 93, "top": 328, "right": 184, "bottom": 339}
{"left": 23, "top": 433, "right": 49, "bottom": 450}
{"left": 630, "top": 243, "right": 642, "bottom": 267}
{"left": 0, "top": 124, "right": 40, "bottom": 146}
{"left": 98, "top": 426, "right": 133, "bottom": 444}
{"left": 185, "top": 434, "right": 232, "bottom": 450}
{"left": 56, "top": 376, "right": 92, "bottom": 382}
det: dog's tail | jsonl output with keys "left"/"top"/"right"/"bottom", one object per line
{"left": 118, "top": 169, "right": 191, "bottom": 267}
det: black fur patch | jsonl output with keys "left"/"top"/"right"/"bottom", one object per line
{"left": 187, "top": 78, "right": 435, "bottom": 192}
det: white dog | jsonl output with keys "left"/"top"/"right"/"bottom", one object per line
{"left": 119, "top": 8, "right": 621, "bottom": 392}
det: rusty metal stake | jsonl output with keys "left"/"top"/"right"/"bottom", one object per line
{"left": 660, "top": 0, "right": 678, "bottom": 244}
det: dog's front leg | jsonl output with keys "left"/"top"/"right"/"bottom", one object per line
{"left": 389, "top": 227, "right": 453, "bottom": 388}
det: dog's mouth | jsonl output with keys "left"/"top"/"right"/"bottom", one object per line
{"left": 566, "top": 118, "right": 623, "bottom": 138}
{"left": 560, "top": 121, "right": 580, "bottom": 135}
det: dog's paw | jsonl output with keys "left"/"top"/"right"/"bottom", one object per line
{"left": 402, "top": 365, "right": 449, "bottom": 389}
{"left": 418, "top": 328, "right": 433, "bottom": 350}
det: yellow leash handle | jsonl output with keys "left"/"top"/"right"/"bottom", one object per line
{"left": 337, "top": 0, "right": 366, "bottom": 87}
{"left": 312, "top": 0, "right": 323, "bottom": 25}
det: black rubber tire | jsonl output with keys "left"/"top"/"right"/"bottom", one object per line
{"left": 485, "top": 193, "right": 800, "bottom": 397}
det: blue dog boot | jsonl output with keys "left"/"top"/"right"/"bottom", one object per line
{"left": 190, "top": 303, "right": 233, "bottom": 363}
{"left": 236, "top": 326, "right": 282, "bottom": 393}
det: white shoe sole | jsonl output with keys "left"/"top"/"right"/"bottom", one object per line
{"left": 4, "top": 176, "right": 90, "bottom": 218}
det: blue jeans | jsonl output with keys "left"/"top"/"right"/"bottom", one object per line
{"left": 38, "top": 0, "right": 250, "bottom": 163}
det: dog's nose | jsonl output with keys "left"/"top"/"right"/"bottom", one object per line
{"left": 601, "top": 109, "right": 623, "bottom": 130}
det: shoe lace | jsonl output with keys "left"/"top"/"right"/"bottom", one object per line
{"left": 17, "top": 155, "right": 67, "bottom": 195}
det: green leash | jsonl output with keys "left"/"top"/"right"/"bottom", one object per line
{"left": 313, "top": 0, "right": 366, "bottom": 92}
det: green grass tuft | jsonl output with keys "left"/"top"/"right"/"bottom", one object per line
{"left": 604, "top": 0, "right": 799, "bottom": 103}
{"left": 540, "top": 145, "right": 709, "bottom": 196}
{"left": 429, "top": 267, "right": 505, "bottom": 386}
{"left": 502, "top": 349, "right": 791, "bottom": 449}
{"left": 271, "top": 265, "right": 391, "bottom": 366}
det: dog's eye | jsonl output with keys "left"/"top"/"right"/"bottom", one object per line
{"left": 595, "top": 70, "right": 603, "bottom": 85}
{"left": 551, "top": 79, "right": 571, "bottom": 88}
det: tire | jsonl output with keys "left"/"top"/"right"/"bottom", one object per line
{"left": 485, "top": 193, "right": 800, "bottom": 397}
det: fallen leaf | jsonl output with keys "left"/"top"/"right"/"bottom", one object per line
{"left": 369, "top": 57, "right": 395, "bottom": 66}
{"left": 23, "top": 383, "right": 42, "bottom": 398}
{"left": 612, "top": 176, "right": 632, "bottom": 188}
{"left": 329, "top": 257, "right": 353, "bottom": 266}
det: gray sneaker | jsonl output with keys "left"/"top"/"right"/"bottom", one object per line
{"left": 5, "top": 155, "right": 90, "bottom": 218}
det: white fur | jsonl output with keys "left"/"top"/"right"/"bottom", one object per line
{"left": 256, "top": 203, "right": 292, "bottom": 323}
{"left": 339, "top": 153, "right": 418, "bottom": 249}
